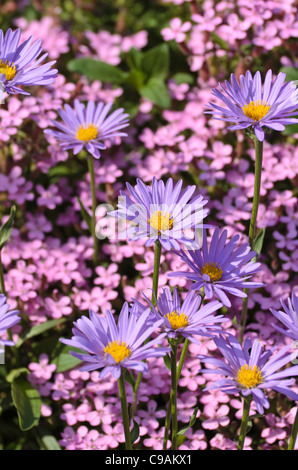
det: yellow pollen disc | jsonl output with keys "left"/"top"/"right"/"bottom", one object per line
{"left": 201, "top": 262, "right": 223, "bottom": 282}
{"left": 104, "top": 340, "right": 131, "bottom": 363}
{"left": 0, "top": 59, "right": 16, "bottom": 81}
{"left": 76, "top": 123, "right": 98, "bottom": 142}
{"left": 165, "top": 310, "right": 189, "bottom": 330}
{"left": 242, "top": 100, "right": 271, "bottom": 121}
{"left": 148, "top": 210, "right": 173, "bottom": 233}
{"left": 236, "top": 364, "right": 263, "bottom": 389}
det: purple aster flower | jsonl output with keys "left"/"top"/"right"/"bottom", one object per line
{"left": 206, "top": 69, "right": 298, "bottom": 141}
{"left": 0, "top": 28, "right": 57, "bottom": 95}
{"left": 168, "top": 227, "right": 262, "bottom": 307}
{"left": 44, "top": 99, "right": 129, "bottom": 159}
{"left": 110, "top": 177, "right": 209, "bottom": 250}
{"left": 60, "top": 302, "right": 169, "bottom": 379}
{"left": 140, "top": 287, "right": 225, "bottom": 344}
{"left": 0, "top": 294, "right": 20, "bottom": 346}
{"left": 270, "top": 293, "right": 298, "bottom": 341}
{"left": 198, "top": 334, "right": 298, "bottom": 415}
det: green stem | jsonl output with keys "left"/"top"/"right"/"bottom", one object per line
{"left": 248, "top": 138, "right": 263, "bottom": 247}
{"left": 0, "top": 250, "right": 6, "bottom": 295}
{"left": 170, "top": 343, "right": 178, "bottom": 450}
{"left": 239, "top": 137, "right": 263, "bottom": 344}
{"left": 87, "top": 157, "right": 98, "bottom": 266}
{"left": 151, "top": 239, "right": 162, "bottom": 305}
{"left": 131, "top": 239, "right": 162, "bottom": 418}
{"left": 288, "top": 407, "right": 298, "bottom": 450}
{"left": 117, "top": 369, "right": 132, "bottom": 450}
{"left": 237, "top": 397, "right": 251, "bottom": 450}
{"left": 163, "top": 338, "right": 190, "bottom": 450}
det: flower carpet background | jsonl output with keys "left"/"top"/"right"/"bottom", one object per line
{"left": 0, "top": 0, "right": 298, "bottom": 450}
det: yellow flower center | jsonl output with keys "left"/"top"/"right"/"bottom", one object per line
{"left": 242, "top": 100, "right": 271, "bottom": 121}
{"left": 201, "top": 262, "right": 223, "bottom": 282}
{"left": 165, "top": 310, "right": 189, "bottom": 330}
{"left": 76, "top": 123, "right": 98, "bottom": 142}
{"left": 0, "top": 59, "right": 17, "bottom": 81}
{"left": 236, "top": 364, "right": 263, "bottom": 389}
{"left": 148, "top": 210, "right": 174, "bottom": 233}
{"left": 104, "top": 340, "right": 131, "bottom": 363}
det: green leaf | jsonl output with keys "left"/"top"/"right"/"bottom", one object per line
{"left": 139, "top": 77, "right": 171, "bottom": 109}
{"left": 252, "top": 228, "right": 265, "bottom": 257}
{"left": 163, "top": 353, "right": 171, "bottom": 371}
{"left": 130, "top": 419, "right": 139, "bottom": 444}
{"left": 41, "top": 435, "right": 62, "bottom": 450}
{"left": 172, "top": 72, "right": 194, "bottom": 85}
{"left": 177, "top": 434, "right": 187, "bottom": 448}
{"left": 210, "top": 32, "right": 230, "bottom": 51}
{"left": 52, "top": 344, "right": 82, "bottom": 373}
{"left": 141, "top": 44, "right": 169, "bottom": 80}
{"left": 67, "top": 58, "right": 128, "bottom": 83}
{"left": 177, "top": 407, "right": 199, "bottom": 436}
{"left": 16, "top": 318, "right": 66, "bottom": 348}
{"left": 126, "top": 68, "right": 147, "bottom": 90}
{"left": 11, "top": 375, "right": 41, "bottom": 431}
{"left": 126, "top": 47, "right": 144, "bottom": 72}
{"left": 6, "top": 368, "right": 29, "bottom": 383}
{"left": 76, "top": 196, "right": 92, "bottom": 231}
{"left": 280, "top": 66, "right": 298, "bottom": 83}
{"left": 283, "top": 123, "right": 298, "bottom": 136}
{"left": 0, "top": 205, "right": 16, "bottom": 250}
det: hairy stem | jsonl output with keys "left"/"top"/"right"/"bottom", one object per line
{"left": 238, "top": 397, "right": 251, "bottom": 450}
{"left": 288, "top": 407, "right": 298, "bottom": 450}
{"left": 117, "top": 369, "right": 132, "bottom": 450}
{"left": 239, "top": 137, "right": 263, "bottom": 343}
{"left": 87, "top": 157, "right": 98, "bottom": 266}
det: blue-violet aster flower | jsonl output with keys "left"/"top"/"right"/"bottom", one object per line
{"left": 270, "top": 293, "right": 298, "bottom": 341}
{"left": 0, "top": 28, "right": 57, "bottom": 95}
{"left": 198, "top": 334, "right": 298, "bottom": 414}
{"left": 110, "top": 177, "right": 209, "bottom": 250}
{"left": 60, "top": 302, "right": 169, "bottom": 379}
{"left": 0, "top": 294, "right": 20, "bottom": 346}
{"left": 44, "top": 99, "right": 129, "bottom": 159}
{"left": 140, "top": 287, "right": 225, "bottom": 344}
{"left": 205, "top": 69, "right": 298, "bottom": 141}
{"left": 168, "top": 227, "right": 262, "bottom": 307}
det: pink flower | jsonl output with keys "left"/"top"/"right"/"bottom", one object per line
{"left": 138, "top": 400, "right": 167, "bottom": 430}
{"left": 44, "top": 295, "right": 72, "bottom": 319}
{"left": 36, "top": 184, "right": 62, "bottom": 210}
{"left": 161, "top": 18, "right": 192, "bottom": 43}
{"left": 28, "top": 354, "right": 57, "bottom": 383}
{"left": 85, "top": 396, "right": 113, "bottom": 426}
{"left": 202, "top": 404, "right": 230, "bottom": 430}
{"left": 261, "top": 414, "right": 287, "bottom": 444}
{"left": 61, "top": 403, "right": 91, "bottom": 426}
{"left": 26, "top": 214, "right": 53, "bottom": 240}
